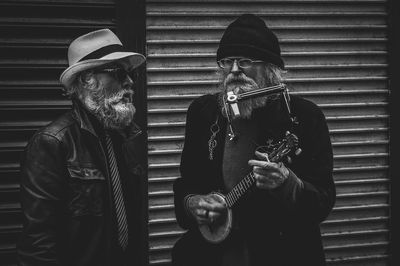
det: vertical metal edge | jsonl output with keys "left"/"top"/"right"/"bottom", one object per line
{"left": 387, "top": 0, "right": 399, "bottom": 264}
{"left": 116, "top": 0, "right": 149, "bottom": 265}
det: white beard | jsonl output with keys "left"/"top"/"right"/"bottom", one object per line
{"left": 83, "top": 89, "right": 135, "bottom": 130}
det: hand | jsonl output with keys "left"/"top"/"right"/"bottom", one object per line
{"left": 248, "top": 150, "right": 290, "bottom": 190}
{"left": 187, "top": 194, "right": 226, "bottom": 225}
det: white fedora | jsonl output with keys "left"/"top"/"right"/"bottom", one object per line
{"left": 60, "top": 28, "right": 146, "bottom": 88}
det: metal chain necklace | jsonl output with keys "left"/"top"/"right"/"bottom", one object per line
{"left": 208, "top": 116, "right": 220, "bottom": 160}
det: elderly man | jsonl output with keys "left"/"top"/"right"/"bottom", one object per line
{"left": 172, "top": 14, "right": 336, "bottom": 266}
{"left": 17, "top": 29, "right": 146, "bottom": 266}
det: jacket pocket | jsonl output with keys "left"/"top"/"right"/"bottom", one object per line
{"left": 67, "top": 165, "right": 106, "bottom": 217}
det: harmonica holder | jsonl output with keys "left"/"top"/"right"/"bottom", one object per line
{"left": 224, "top": 83, "right": 293, "bottom": 141}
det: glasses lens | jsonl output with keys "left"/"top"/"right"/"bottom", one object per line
{"left": 116, "top": 68, "right": 129, "bottom": 80}
{"left": 98, "top": 68, "right": 131, "bottom": 81}
{"left": 238, "top": 59, "right": 253, "bottom": 68}
{"left": 218, "top": 58, "right": 233, "bottom": 69}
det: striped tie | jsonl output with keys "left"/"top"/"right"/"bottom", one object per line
{"left": 104, "top": 133, "right": 129, "bottom": 250}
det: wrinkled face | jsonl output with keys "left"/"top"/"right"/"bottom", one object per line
{"left": 78, "top": 64, "right": 137, "bottom": 129}
{"left": 218, "top": 57, "right": 274, "bottom": 119}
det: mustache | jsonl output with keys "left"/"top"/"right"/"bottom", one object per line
{"left": 224, "top": 73, "right": 250, "bottom": 85}
{"left": 223, "top": 73, "right": 259, "bottom": 93}
{"left": 105, "top": 89, "right": 133, "bottom": 105}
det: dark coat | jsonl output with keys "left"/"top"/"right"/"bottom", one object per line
{"left": 173, "top": 93, "right": 336, "bottom": 266}
{"left": 17, "top": 102, "right": 145, "bottom": 266}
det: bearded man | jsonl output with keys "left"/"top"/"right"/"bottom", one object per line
{"left": 17, "top": 29, "right": 146, "bottom": 266}
{"left": 172, "top": 14, "right": 336, "bottom": 266}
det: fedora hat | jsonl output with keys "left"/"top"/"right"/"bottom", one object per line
{"left": 60, "top": 28, "right": 146, "bottom": 88}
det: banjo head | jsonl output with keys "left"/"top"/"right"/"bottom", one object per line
{"left": 198, "top": 192, "right": 233, "bottom": 244}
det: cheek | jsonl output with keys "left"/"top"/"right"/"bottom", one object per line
{"left": 247, "top": 67, "right": 266, "bottom": 84}
{"left": 97, "top": 76, "right": 121, "bottom": 95}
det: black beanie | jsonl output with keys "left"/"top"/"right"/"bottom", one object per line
{"left": 217, "top": 14, "right": 284, "bottom": 69}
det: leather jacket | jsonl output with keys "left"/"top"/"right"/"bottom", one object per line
{"left": 17, "top": 101, "right": 145, "bottom": 266}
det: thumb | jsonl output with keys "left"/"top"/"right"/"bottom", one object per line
{"left": 255, "top": 150, "right": 270, "bottom": 162}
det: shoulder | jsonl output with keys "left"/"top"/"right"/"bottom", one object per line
{"left": 187, "top": 93, "right": 220, "bottom": 120}
{"left": 38, "top": 111, "right": 77, "bottom": 140}
{"left": 189, "top": 94, "right": 218, "bottom": 111}
{"left": 28, "top": 111, "right": 77, "bottom": 148}
{"left": 291, "top": 95, "right": 326, "bottom": 122}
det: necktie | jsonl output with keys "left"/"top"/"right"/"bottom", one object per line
{"left": 104, "top": 133, "right": 129, "bottom": 250}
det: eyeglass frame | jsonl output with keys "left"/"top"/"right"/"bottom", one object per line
{"left": 217, "top": 57, "right": 265, "bottom": 69}
{"left": 93, "top": 67, "right": 138, "bottom": 83}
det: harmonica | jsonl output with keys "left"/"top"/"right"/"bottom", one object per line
{"left": 226, "top": 83, "right": 286, "bottom": 118}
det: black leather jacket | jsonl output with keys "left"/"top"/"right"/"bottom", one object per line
{"left": 17, "top": 102, "right": 145, "bottom": 266}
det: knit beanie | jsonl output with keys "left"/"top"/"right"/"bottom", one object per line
{"left": 217, "top": 14, "right": 284, "bottom": 69}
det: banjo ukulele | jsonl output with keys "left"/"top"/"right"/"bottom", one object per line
{"left": 199, "top": 131, "right": 301, "bottom": 243}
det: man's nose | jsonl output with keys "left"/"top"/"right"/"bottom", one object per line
{"left": 230, "top": 59, "right": 241, "bottom": 74}
{"left": 122, "top": 74, "right": 134, "bottom": 88}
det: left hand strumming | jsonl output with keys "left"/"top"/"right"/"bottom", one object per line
{"left": 248, "top": 150, "right": 290, "bottom": 190}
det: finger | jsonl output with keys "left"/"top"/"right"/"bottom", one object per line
{"left": 252, "top": 161, "right": 282, "bottom": 172}
{"left": 198, "top": 198, "right": 213, "bottom": 208}
{"left": 209, "top": 194, "right": 227, "bottom": 205}
{"left": 208, "top": 211, "right": 221, "bottom": 221}
{"left": 248, "top": 159, "right": 270, "bottom": 168}
{"left": 198, "top": 199, "right": 226, "bottom": 211}
{"left": 194, "top": 208, "right": 207, "bottom": 217}
{"left": 196, "top": 217, "right": 209, "bottom": 225}
{"left": 256, "top": 179, "right": 276, "bottom": 190}
{"left": 253, "top": 166, "right": 271, "bottom": 175}
{"left": 255, "top": 150, "right": 270, "bottom": 162}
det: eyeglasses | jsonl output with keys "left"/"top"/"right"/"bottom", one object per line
{"left": 217, "top": 58, "right": 264, "bottom": 69}
{"left": 95, "top": 67, "right": 137, "bottom": 82}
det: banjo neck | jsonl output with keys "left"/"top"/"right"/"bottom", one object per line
{"left": 224, "top": 171, "right": 256, "bottom": 208}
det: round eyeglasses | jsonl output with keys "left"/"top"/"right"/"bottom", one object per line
{"left": 217, "top": 58, "right": 264, "bottom": 69}
{"left": 95, "top": 67, "right": 138, "bottom": 82}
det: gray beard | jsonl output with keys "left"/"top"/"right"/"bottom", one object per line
{"left": 219, "top": 74, "right": 273, "bottom": 120}
{"left": 83, "top": 90, "right": 135, "bottom": 130}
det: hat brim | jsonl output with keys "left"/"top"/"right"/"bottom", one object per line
{"left": 60, "top": 52, "right": 146, "bottom": 88}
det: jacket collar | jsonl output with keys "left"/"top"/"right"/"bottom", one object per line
{"left": 71, "top": 100, "right": 142, "bottom": 140}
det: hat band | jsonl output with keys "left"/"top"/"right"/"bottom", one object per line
{"left": 78, "top": 44, "right": 125, "bottom": 62}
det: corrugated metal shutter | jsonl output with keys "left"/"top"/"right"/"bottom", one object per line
{"left": 146, "top": 0, "right": 390, "bottom": 265}
{"left": 0, "top": 1, "right": 117, "bottom": 265}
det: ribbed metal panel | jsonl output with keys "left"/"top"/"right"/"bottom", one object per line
{"left": 146, "top": 0, "right": 390, "bottom": 265}
{"left": 0, "top": 1, "right": 116, "bottom": 265}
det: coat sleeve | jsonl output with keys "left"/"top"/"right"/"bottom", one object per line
{"left": 269, "top": 106, "right": 336, "bottom": 224}
{"left": 17, "top": 133, "right": 66, "bottom": 266}
{"left": 173, "top": 98, "right": 205, "bottom": 230}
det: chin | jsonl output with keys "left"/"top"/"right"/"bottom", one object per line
{"left": 103, "top": 103, "right": 136, "bottom": 130}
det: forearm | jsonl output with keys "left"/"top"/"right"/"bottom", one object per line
{"left": 269, "top": 167, "right": 335, "bottom": 223}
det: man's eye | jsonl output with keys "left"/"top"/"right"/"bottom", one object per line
{"left": 222, "top": 59, "right": 232, "bottom": 65}
{"left": 239, "top": 59, "right": 252, "bottom": 67}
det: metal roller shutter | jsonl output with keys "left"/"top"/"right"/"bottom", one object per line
{"left": 0, "top": 1, "right": 117, "bottom": 265}
{"left": 146, "top": 0, "right": 390, "bottom": 265}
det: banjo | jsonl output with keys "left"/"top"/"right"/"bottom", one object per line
{"left": 199, "top": 131, "right": 300, "bottom": 243}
